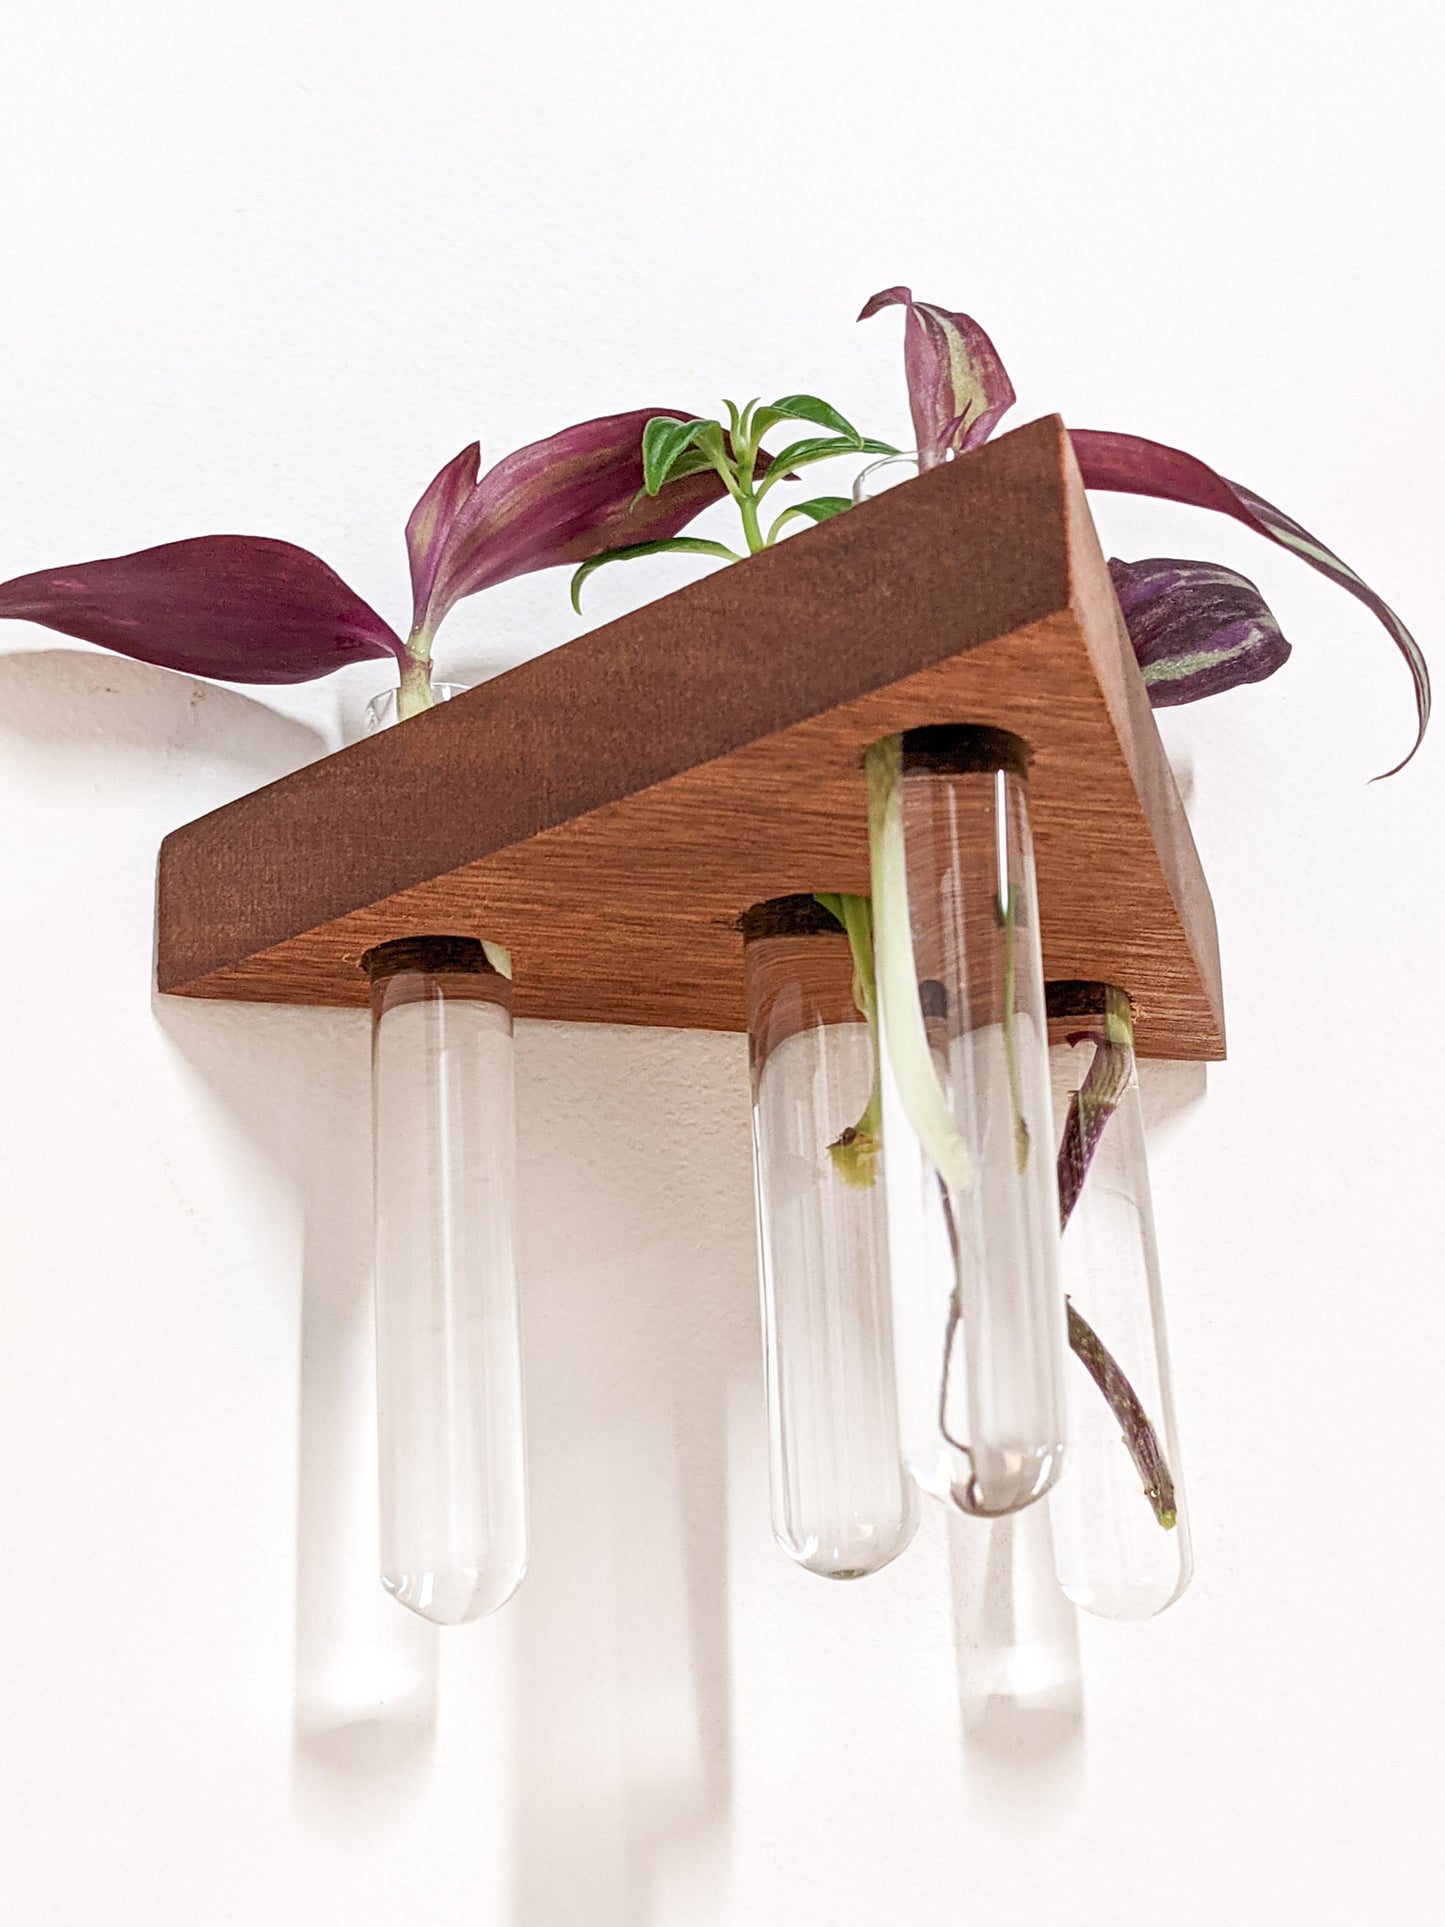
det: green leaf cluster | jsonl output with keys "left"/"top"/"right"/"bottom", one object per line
{"left": 571, "top": 394, "right": 897, "bottom": 607}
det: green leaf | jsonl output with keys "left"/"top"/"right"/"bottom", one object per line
{"left": 660, "top": 444, "right": 723, "bottom": 485}
{"left": 753, "top": 435, "right": 898, "bottom": 498}
{"left": 761, "top": 393, "right": 864, "bottom": 443}
{"left": 731, "top": 397, "right": 760, "bottom": 443}
{"left": 692, "top": 419, "right": 733, "bottom": 468}
{"left": 641, "top": 416, "right": 717, "bottom": 496}
{"left": 766, "top": 434, "right": 896, "bottom": 471}
{"left": 570, "top": 536, "right": 741, "bottom": 611}
{"left": 628, "top": 440, "right": 718, "bottom": 510}
{"left": 786, "top": 495, "right": 851, "bottom": 523}
{"left": 767, "top": 497, "right": 852, "bottom": 544}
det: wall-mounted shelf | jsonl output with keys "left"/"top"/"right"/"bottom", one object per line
{"left": 156, "top": 415, "right": 1224, "bottom": 1061}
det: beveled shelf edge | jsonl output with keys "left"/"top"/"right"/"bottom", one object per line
{"left": 157, "top": 416, "right": 1225, "bottom": 1062}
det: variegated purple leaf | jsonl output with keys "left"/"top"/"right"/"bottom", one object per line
{"left": 406, "top": 441, "right": 479, "bottom": 641}
{"left": 0, "top": 536, "right": 405, "bottom": 683}
{"left": 412, "top": 409, "right": 729, "bottom": 643}
{"left": 1110, "top": 557, "right": 1291, "bottom": 707}
{"left": 1072, "top": 429, "right": 1429, "bottom": 772}
{"left": 858, "top": 286, "right": 1016, "bottom": 465}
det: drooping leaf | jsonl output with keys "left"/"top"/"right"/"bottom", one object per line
{"left": 414, "top": 408, "right": 730, "bottom": 642}
{"left": 405, "top": 442, "right": 480, "bottom": 642}
{"left": 569, "top": 536, "right": 741, "bottom": 611}
{"left": 0, "top": 536, "right": 405, "bottom": 683}
{"left": 1072, "top": 428, "right": 1429, "bottom": 772}
{"left": 859, "top": 285, "right": 1016, "bottom": 463}
{"left": 642, "top": 416, "right": 717, "bottom": 496}
{"left": 1110, "top": 557, "right": 1292, "bottom": 706}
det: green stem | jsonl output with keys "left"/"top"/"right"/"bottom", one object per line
{"left": 738, "top": 489, "right": 765, "bottom": 554}
{"left": 814, "top": 892, "right": 883, "bottom": 1187}
{"left": 396, "top": 632, "right": 435, "bottom": 721}
{"left": 865, "top": 737, "right": 972, "bottom": 1191}
{"left": 995, "top": 885, "right": 1030, "bottom": 1172}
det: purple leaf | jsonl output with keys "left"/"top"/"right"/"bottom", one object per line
{"left": 1109, "top": 557, "right": 1292, "bottom": 707}
{"left": 858, "top": 286, "right": 1016, "bottom": 465}
{"left": 405, "top": 441, "right": 480, "bottom": 643}
{"left": 410, "top": 409, "right": 730, "bottom": 642}
{"left": 1072, "top": 429, "right": 1429, "bottom": 773}
{"left": 0, "top": 536, "right": 405, "bottom": 684}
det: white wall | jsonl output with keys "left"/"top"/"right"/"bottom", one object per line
{"left": 1, "top": 3, "right": 1442, "bottom": 1920}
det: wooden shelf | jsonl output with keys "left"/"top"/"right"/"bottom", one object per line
{"left": 156, "top": 415, "right": 1224, "bottom": 1061}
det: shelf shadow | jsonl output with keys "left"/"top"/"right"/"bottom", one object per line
{"left": 509, "top": 1021, "right": 755, "bottom": 1924}
{"left": 156, "top": 997, "right": 438, "bottom": 1785}
{"left": 0, "top": 645, "right": 326, "bottom": 780}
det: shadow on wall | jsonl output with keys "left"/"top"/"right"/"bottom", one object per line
{"left": 946, "top": 1056, "right": 1207, "bottom": 1783}
{"left": 1137, "top": 1057, "right": 1209, "bottom": 1143}
{"left": 949, "top": 1499, "right": 1084, "bottom": 1765}
{"left": 155, "top": 993, "right": 762, "bottom": 1903}
{"left": 0, "top": 646, "right": 327, "bottom": 786}
{"left": 41, "top": 635, "right": 1206, "bottom": 1869}
{"left": 509, "top": 1020, "right": 758, "bottom": 1926}
{"left": 59, "top": 632, "right": 761, "bottom": 1883}
{"left": 33, "top": 640, "right": 442, "bottom": 1778}
{"left": 156, "top": 995, "right": 441, "bottom": 1788}
{"left": 0, "top": 646, "right": 435, "bottom": 1771}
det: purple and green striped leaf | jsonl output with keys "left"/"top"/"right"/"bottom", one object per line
{"left": 0, "top": 536, "right": 404, "bottom": 683}
{"left": 408, "top": 408, "right": 730, "bottom": 643}
{"left": 1072, "top": 429, "right": 1430, "bottom": 772}
{"left": 858, "top": 285, "right": 1016, "bottom": 464}
{"left": 1110, "top": 557, "right": 1291, "bottom": 707}
{"left": 405, "top": 441, "right": 481, "bottom": 645}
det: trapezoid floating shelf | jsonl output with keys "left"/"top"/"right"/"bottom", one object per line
{"left": 155, "top": 414, "right": 1224, "bottom": 1062}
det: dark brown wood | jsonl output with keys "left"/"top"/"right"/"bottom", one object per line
{"left": 156, "top": 416, "right": 1225, "bottom": 1060}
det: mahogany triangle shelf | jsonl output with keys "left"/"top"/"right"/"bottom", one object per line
{"left": 156, "top": 415, "right": 1224, "bottom": 1061}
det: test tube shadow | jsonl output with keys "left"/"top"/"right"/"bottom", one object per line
{"left": 291, "top": 1162, "right": 439, "bottom": 1772}
{"left": 155, "top": 996, "right": 440, "bottom": 1778}
{"left": 947, "top": 1496, "right": 1084, "bottom": 1758}
{"left": 510, "top": 1021, "right": 753, "bottom": 1923}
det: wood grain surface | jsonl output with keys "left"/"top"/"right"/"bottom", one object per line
{"left": 156, "top": 415, "right": 1225, "bottom": 1060}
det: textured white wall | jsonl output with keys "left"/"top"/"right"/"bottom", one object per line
{"left": 1, "top": 3, "right": 1442, "bottom": 1921}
